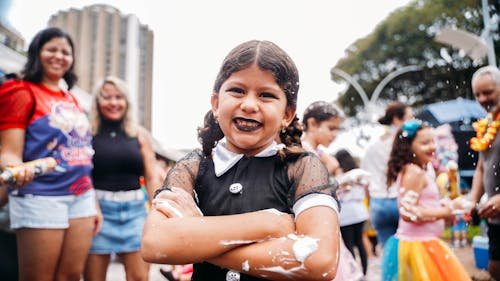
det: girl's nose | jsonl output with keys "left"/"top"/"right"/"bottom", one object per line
{"left": 240, "top": 95, "right": 259, "bottom": 112}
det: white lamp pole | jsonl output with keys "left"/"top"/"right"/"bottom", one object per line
{"left": 331, "top": 66, "right": 420, "bottom": 122}
{"left": 482, "top": 0, "right": 497, "bottom": 66}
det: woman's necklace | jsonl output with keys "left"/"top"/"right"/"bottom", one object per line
{"left": 470, "top": 112, "right": 500, "bottom": 152}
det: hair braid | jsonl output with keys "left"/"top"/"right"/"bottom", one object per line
{"left": 280, "top": 115, "right": 302, "bottom": 146}
{"left": 197, "top": 111, "right": 224, "bottom": 158}
{"left": 278, "top": 115, "right": 305, "bottom": 160}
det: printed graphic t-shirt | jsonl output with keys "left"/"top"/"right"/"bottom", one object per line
{"left": 0, "top": 80, "right": 94, "bottom": 196}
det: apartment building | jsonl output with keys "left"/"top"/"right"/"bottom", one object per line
{"left": 48, "top": 4, "right": 154, "bottom": 130}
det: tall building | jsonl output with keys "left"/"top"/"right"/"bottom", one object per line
{"left": 0, "top": 0, "right": 26, "bottom": 75}
{"left": 48, "top": 4, "right": 154, "bottom": 130}
{"left": 0, "top": 22, "right": 25, "bottom": 75}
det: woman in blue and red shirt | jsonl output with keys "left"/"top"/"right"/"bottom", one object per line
{"left": 0, "top": 27, "right": 100, "bottom": 281}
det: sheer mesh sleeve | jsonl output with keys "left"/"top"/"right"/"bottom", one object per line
{"left": 154, "top": 149, "right": 202, "bottom": 197}
{"left": 287, "top": 153, "right": 339, "bottom": 208}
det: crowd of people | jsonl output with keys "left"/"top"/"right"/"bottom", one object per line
{"left": 0, "top": 27, "right": 499, "bottom": 281}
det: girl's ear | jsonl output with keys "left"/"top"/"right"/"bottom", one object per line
{"left": 306, "top": 117, "right": 318, "bottom": 131}
{"left": 211, "top": 93, "right": 219, "bottom": 119}
{"left": 283, "top": 107, "right": 296, "bottom": 128}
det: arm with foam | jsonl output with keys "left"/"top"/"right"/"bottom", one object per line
{"left": 205, "top": 156, "right": 340, "bottom": 281}
{"left": 399, "top": 164, "right": 453, "bottom": 222}
{"left": 142, "top": 152, "right": 296, "bottom": 265}
{"left": 206, "top": 201, "right": 339, "bottom": 281}
{"left": 142, "top": 154, "right": 340, "bottom": 281}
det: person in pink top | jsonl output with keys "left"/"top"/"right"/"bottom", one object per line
{"left": 381, "top": 120, "right": 471, "bottom": 281}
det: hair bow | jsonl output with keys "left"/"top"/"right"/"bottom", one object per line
{"left": 401, "top": 120, "right": 421, "bottom": 138}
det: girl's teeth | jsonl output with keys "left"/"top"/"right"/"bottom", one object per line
{"left": 237, "top": 120, "right": 258, "bottom": 127}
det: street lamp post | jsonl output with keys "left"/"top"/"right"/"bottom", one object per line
{"left": 435, "top": 0, "right": 497, "bottom": 66}
{"left": 330, "top": 68, "right": 371, "bottom": 109}
{"left": 481, "top": 0, "right": 497, "bottom": 66}
{"left": 331, "top": 66, "right": 421, "bottom": 121}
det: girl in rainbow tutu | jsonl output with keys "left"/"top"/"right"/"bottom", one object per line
{"left": 382, "top": 120, "right": 472, "bottom": 281}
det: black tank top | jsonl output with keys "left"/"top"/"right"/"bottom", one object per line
{"left": 92, "top": 121, "right": 144, "bottom": 191}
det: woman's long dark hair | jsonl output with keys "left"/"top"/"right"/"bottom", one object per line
{"left": 22, "top": 27, "right": 78, "bottom": 89}
{"left": 335, "top": 149, "right": 357, "bottom": 172}
{"left": 198, "top": 40, "right": 303, "bottom": 159}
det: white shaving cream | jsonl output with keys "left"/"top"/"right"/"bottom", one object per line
{"left": 242, "top": 260, "right": 250, "bottom": 271}
{"left": 219, "top": 239, "right": 259, "bottom": 246}
{"left": 288, "top": 234, "right": 319, "bottom": 263}
{"left": 264, "top": 208, "right": 285, "bottom": 215}
{"left": 154, "top": 199, "right": 184, "bottom": 218}
{"left": 258, "top": 265, "right": 304, "bottom": 277}
{"left": 400, "top": 190, "right": 421, "bottom": 221}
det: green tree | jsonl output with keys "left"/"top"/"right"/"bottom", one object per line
{"left": 332, "top": 0, "right": 499, "bottom": 116}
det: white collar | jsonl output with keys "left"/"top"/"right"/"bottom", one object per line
{"left": 212, "top": 139, "right": 285, "bottom": 177}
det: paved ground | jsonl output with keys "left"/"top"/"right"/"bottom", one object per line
{"left": 106, "top": 243, "right": 494, "bottom": 281}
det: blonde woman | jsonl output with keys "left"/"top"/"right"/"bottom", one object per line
{"left": 84, "top": 76, "right": 160, "bottom": 281}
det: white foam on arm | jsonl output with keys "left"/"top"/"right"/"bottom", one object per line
{"left": 293, "top": 193, "right": 338, "bottom": 220}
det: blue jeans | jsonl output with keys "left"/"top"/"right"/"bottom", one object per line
{"left": 370, "top": 197, "right": 399, "bottom": 247}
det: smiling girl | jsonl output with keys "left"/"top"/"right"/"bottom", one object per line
{"left": 381, "top": 120, "right": 471, "bottom": 281}
{"left": 141, "top": 40, "right": 340, "bottom": 281}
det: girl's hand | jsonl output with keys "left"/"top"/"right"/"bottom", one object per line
{"left": 259, "top": 208, "right": 296, "bottom": 237}
{"left": 439, "top": 197, "right": 474, "bottom": 217}
{"left": 152, "top": 187, "right": 203, "bottom": 218}
{"left": 450, "top": 197, "right": 474, "bottom": 215}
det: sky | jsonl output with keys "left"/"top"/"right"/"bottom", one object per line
{"left": 5, "top": 0, "right": 412, "bottom": 150}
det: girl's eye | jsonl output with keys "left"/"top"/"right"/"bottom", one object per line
{"left": 228, "top": 87, "right": 244, "bottom": 94}
{"left": 260, "top": 92, "right": 278, "bottom": 99}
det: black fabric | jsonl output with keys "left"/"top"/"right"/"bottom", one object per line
{"left": 0, "top": 230, "right": 18, "bottom": 281}
{"left": 195, "top": 155, "right": 293, "bottom": 215}
{"left": 161, "top": 149, "right": 338, "bottom": 281}
{"left": 92, "top": 121, "right": 143, "bottom": 191}
{"left": 488, "top": 223, "right": 500, "bottom": 261}
{"left": 340, "top": 221, "right": 368, "bottom": 274}
{"left": 482, "top": 132, "right": 500, "bottom": 211}
{"left": 192, "top": 155, "right": 292, "bottom": 281}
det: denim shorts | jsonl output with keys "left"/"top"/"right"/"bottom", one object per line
{"left": 90, "top": 197, "right": 147, "bottom": 254}
{"left": 9, "top": 189, "right": 97, "bottom": 229}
